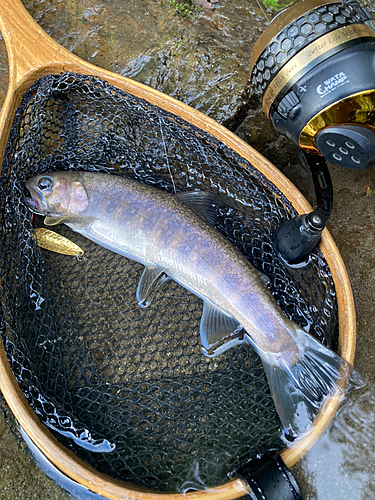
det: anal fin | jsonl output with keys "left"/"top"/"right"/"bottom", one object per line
{"left": 137, "top": 264, "right": 168, "bottom": 308}
{"left": 200, "top": 301, "right": 243, "bottom": 355}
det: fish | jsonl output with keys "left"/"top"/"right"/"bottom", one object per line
{"left": 25, "top": 170, "right": 351, "bottom": 439}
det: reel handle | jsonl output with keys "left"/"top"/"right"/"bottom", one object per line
{"left": 273, "top": 151, "right": 332, "bottom": 266}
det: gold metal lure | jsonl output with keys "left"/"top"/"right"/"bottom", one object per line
{"left": 34, "top": 228, "right": 84, "bottom": 257}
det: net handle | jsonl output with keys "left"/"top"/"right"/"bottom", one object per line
{"left": 0, "top": 0, "right": 85, "bottom": 87}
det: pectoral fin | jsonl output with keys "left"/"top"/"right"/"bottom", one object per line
{"left": 44, "top": 215, "right": 93, "bottom": 231}
{"left": 44, "top": 216, "right": 73, "bottom": 226}
{"left": 200, "top": 301, "right": 242, "bottom": 351}
{"left": 137, "top": 264, "right": 168, "bottom": 308}
{"left": 44, "top": 215, "right": 90, "bottom": 226}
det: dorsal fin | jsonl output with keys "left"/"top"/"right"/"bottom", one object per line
{"left": 176, "top": 191, "right": 220, "bottom": 226}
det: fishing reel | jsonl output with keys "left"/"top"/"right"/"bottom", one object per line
{"left": 250, "top": 0, "right": 375, "bottom": 265}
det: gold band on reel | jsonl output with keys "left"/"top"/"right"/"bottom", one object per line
{"left": 250, "top": 0, "right": 375, "bottom": 160}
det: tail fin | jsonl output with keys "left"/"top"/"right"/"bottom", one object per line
{"left": 258, "top": 330, "right": 354, "bottom": 441}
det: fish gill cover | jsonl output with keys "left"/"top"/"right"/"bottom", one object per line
{"left": 0, "top": 73, "right": 338, "bottom": 491}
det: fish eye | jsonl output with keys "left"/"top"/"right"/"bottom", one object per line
{"left": 38, "top": 177, "right": 53, "bottom": 191}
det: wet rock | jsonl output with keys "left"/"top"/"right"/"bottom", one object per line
{"left": 0, "top": 395, "right": 71, "bottom": 500}
{"left": 327, "top": 162, "right": 375, "bottom": 384}
{"left": 0, "top": 0, "right": 269, "bottom": 126}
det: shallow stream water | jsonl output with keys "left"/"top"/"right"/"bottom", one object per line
{"left": 1, "top": 1, "right": 375, "bottom": 499}
{"left": 293, "top": 381, "right": 375, "bottom": 500}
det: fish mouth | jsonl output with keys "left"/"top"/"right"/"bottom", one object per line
{"left": 24, "top": 185, "right": 48, "bottom": 215}
{"left": 24, "top": 196, "right": 47, "bottom": 216}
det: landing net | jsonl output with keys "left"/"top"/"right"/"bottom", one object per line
{"left": 0, "top": 73, "right": 338, "bottom": 491}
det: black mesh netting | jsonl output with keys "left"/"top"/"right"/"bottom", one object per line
{"left": 0, "top": 73, "right": 338, "bottom": 492}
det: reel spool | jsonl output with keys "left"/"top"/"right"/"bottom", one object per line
{"left": 250, "top": 0, "right": 375, "bottom": 170}
{"left": 250, "top": 0, "right": 375, "bottom": 264}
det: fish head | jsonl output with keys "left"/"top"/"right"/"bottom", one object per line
{"left": 25, "top": 171, "right": 89, "bottom": 217}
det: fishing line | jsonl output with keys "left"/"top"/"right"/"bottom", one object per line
{"left": 255, "top": 0, "right": 272, "bottom": 24}
{"left": 158, "top": 115, "right": 176, "bottom": 194}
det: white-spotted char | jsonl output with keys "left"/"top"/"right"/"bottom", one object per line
{"left": 26, "top": 171, "right": 351, "bottom": 439}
